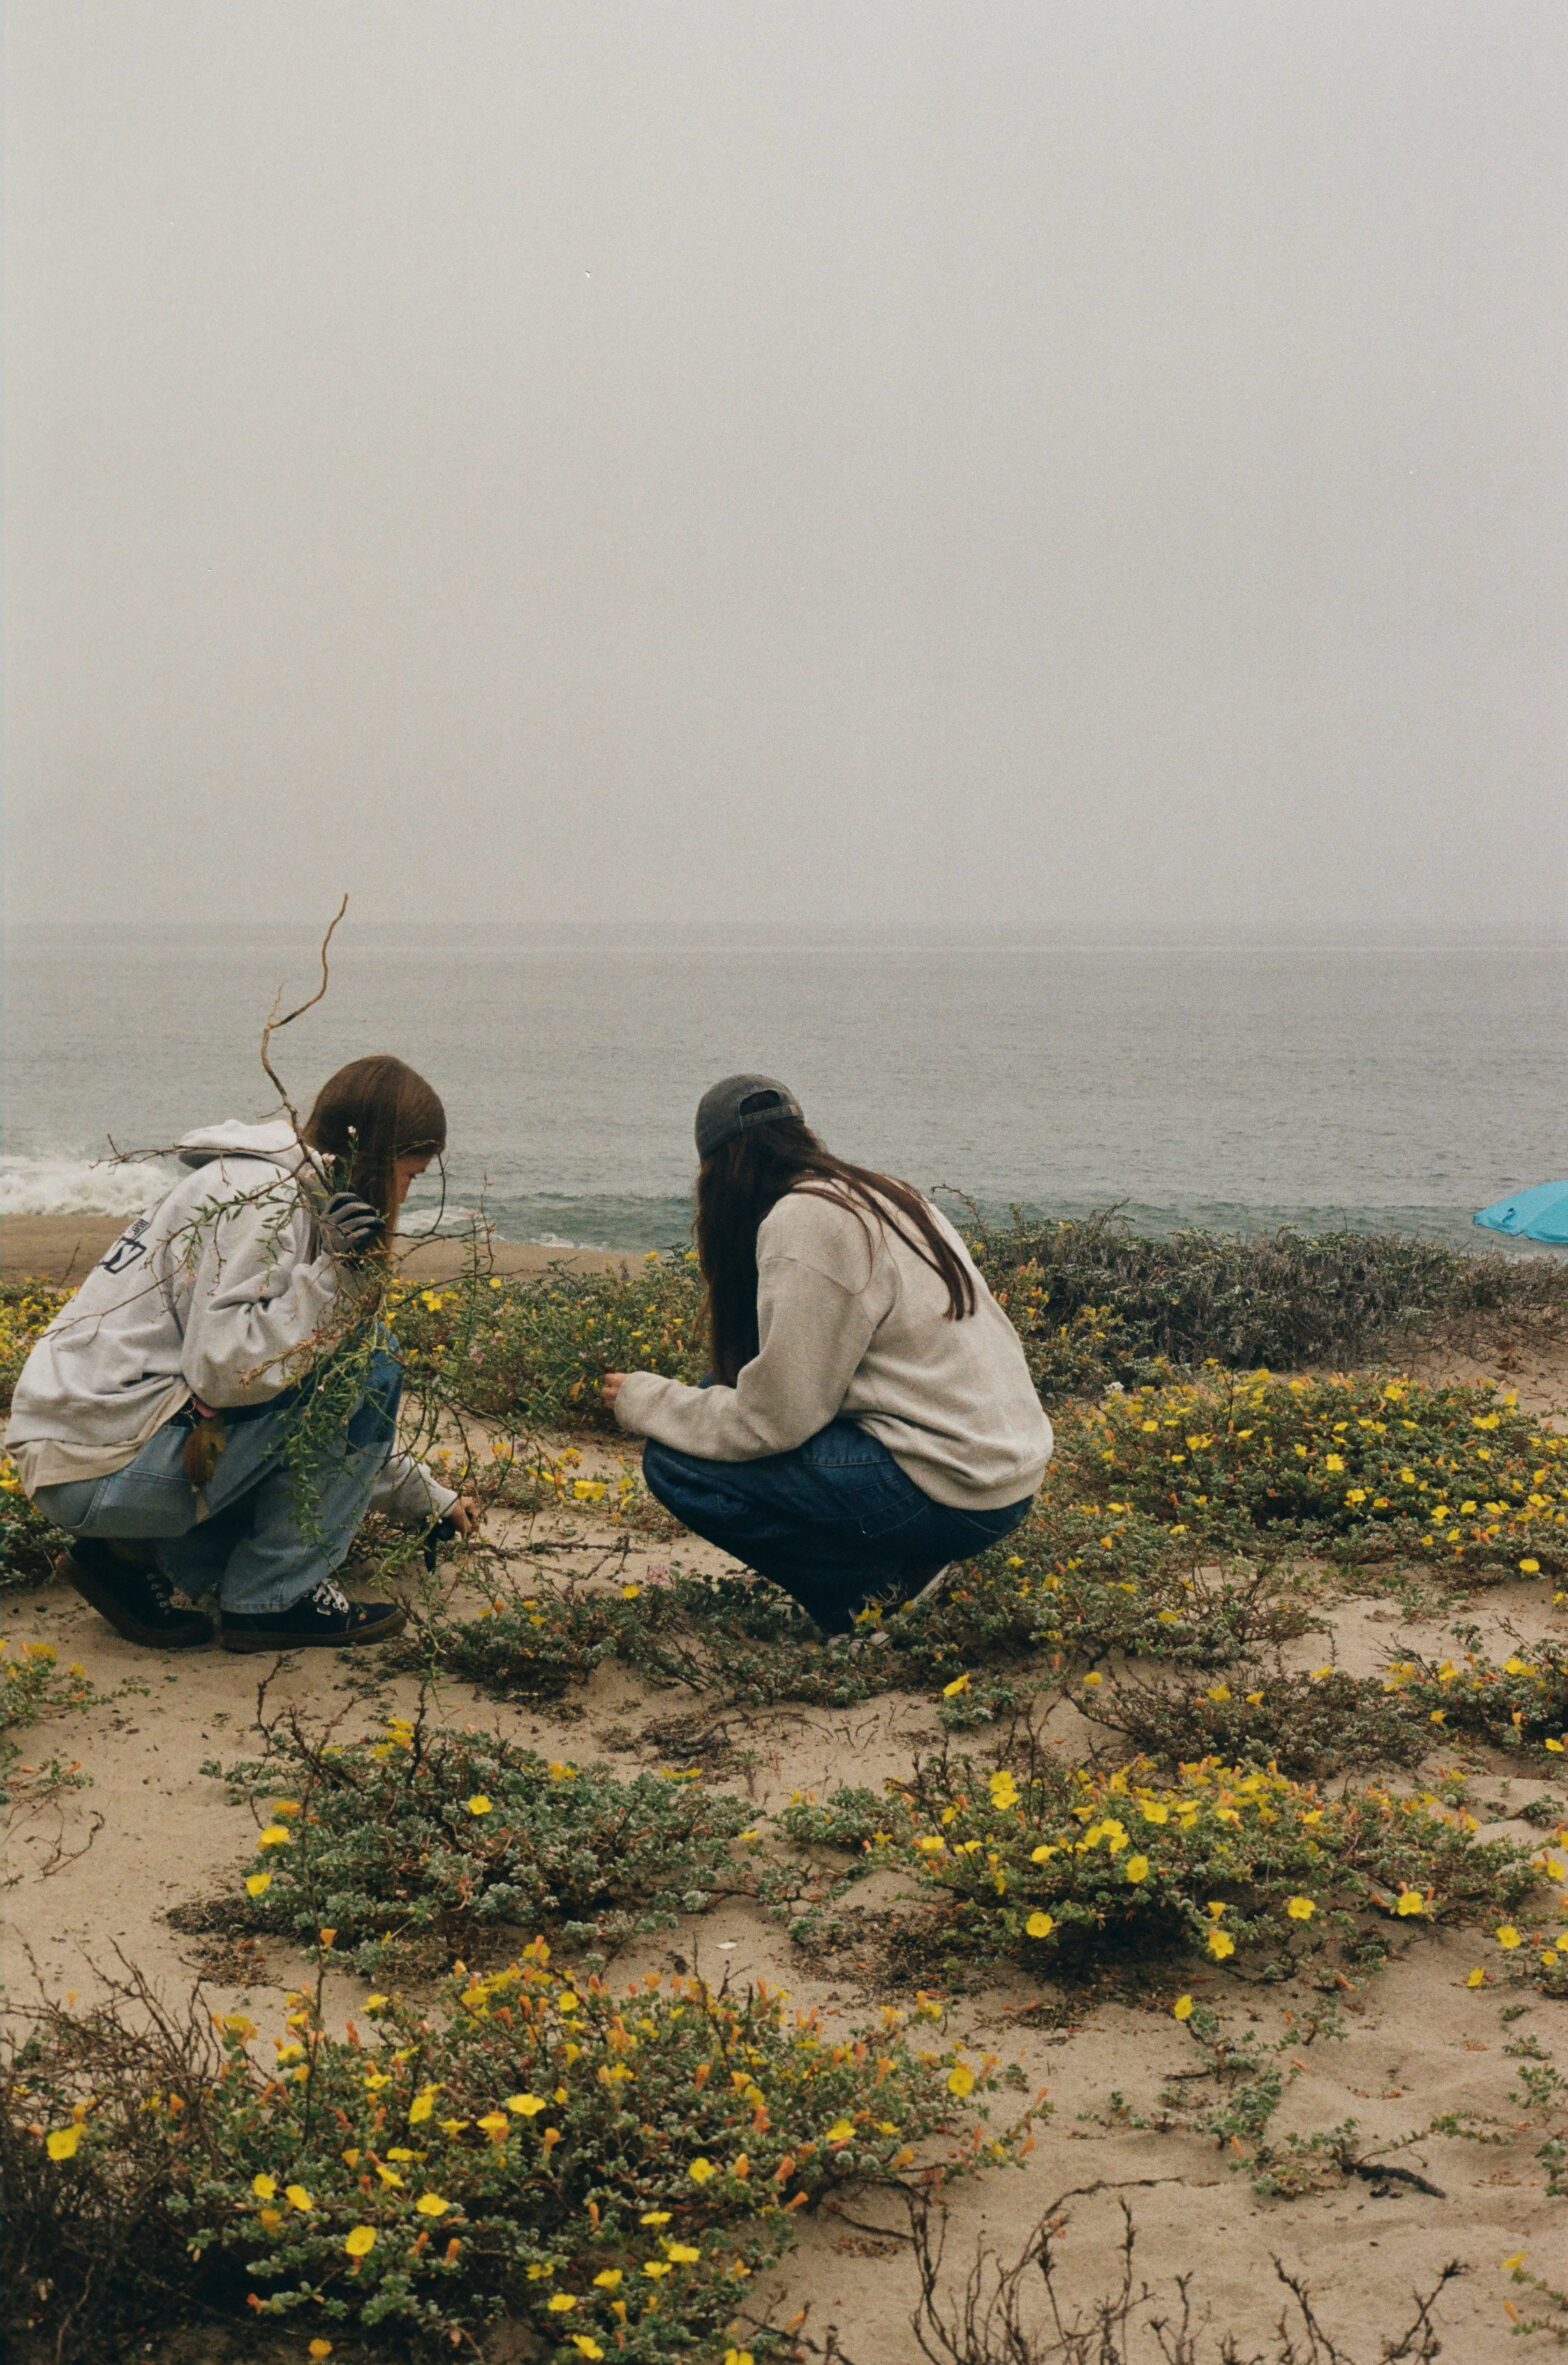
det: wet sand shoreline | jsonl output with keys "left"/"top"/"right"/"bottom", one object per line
{"left": 0, "top": 1211, "right": 635, "bottom": 1286}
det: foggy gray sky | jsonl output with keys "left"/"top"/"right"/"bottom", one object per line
{"left": 4, "top": 2, "right": 1566, "bottom": 932}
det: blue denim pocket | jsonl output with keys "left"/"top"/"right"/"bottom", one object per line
{"left": 849, "top": 1455, "right": 932, "bottom": 1542}
{"left": 31, "top": 1474, "right": 107, "bottom": 1534}
{"left": 947, "top": 1494, "right": 1035, "bottom": 1547}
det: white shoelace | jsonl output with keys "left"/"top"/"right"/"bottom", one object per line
{"left": 308, "top": 1578, "right": 352, "bottom": 1619}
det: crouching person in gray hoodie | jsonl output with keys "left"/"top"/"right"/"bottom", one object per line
{"left": 4, "top": 1055, "right": 478, "bottom": 1653}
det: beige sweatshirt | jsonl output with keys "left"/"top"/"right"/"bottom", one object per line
{"left": 613, "top": 1188, "right": 1052, "bottom": 1510}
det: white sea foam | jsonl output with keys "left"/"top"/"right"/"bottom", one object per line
{"left": 0, "top": 1155, "right": 177, "bottom": 1220}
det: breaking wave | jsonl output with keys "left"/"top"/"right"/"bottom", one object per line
{"left": 0, "top": 1154, "right": 177, "bottom": 1220}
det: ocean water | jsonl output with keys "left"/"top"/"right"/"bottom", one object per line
{"left": 2, "top": 924, "right": 1564, "bottom": 1253}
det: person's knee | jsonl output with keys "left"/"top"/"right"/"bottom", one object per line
{"left": 640, "top": 1439, "right": 684, "bottom": 1511}
{"left": 641, "top": 1441, "right": 753, "bottom": 1537}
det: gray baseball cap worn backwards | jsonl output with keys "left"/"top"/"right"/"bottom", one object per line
{"left": 695, "top": 1073, "right": 805, "bottom": 1159}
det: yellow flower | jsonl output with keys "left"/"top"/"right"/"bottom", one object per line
{"left": 507, "top": 2092, "right": 547, "bottom": 2116}
{"left": 1495, "top": 1925, "right": 1522, "bottom": 1950}
{"left": 465, "top": 1794, "right": 493, "bottom": 1816}
{"left": 640, "top": 2210, "right": 672, "bottom": 2226}
{"left": 546, "top": 2292, "right": 577, "bottom": 2312}
{"left": 1125, "top": 1856, "right": 1149, "bottom": 1885}
{"left": 573, "top": 2342, "right": 606, "bottom": 2361}
{"left": 665, "top": 2241, "right": 701, "bottom": 2264}
{"left": 244, "top": 1871, "right": 271, "bottom": 1898}
{"left": 1285, "top": 1895, "right": 1315, "bottom": 1921}
{"left": 946, "top": 2061, "right": 975, "bottom": 2097}
{"left": 255, "top": 1825, "right": 291, "bottom": 1849}
{"left": 688, "top": 2157, "right": 716, "bottom": 2183}
{"left": 593, "top": 2269, "right": 623, "bottom": 2289}
{"left": 414, "top": 2192, "right": 451, "bottom": 2216}
{"left": 46, "top": 2124, "right": 82, "bottom": 2162}
{"left": 1520, "top": 1558, "right": 1541, "bottom": 1574}
{"left": 942, "top": 1673, "right": 970, "bottom": 1697}
{"left": 344, "top": 2225, "right": 376, "bottom": 2257}
{"left": 725, "top": 2352, "right": 756, "bottom": 2365}
{"left": 1394, "top": 1891, "right": 1425, "bottom": 1918}
{"left": 284, "top": 2184, "right": 312, "bottom": 2212}
{"left": 309, "top": 2344, "right": 333, "bottom": 2361}
{"left": 643, "top": 2260, "right": 674, "bottom": 2279}
{"left": 1207, "top": 1930, "right": 1235, "bottom": 1961}
{"left": 251, "top": 2173, "right": 277, "bottom": 2200}
{"left": 1025, "top": 1910, "right": 1055, "bottom": 1938}
{"left": 1465, "top": 1967, "right": 1486, "bottom": 1988}
{"left": 826, "top": 2117, "right": 855, "bottom": 2143}
{"left": 1173, "top": 1995, "right": 1194, "bottom": 2020}
{"left": 409, "top": 2088, "right": 437, "bottom": 2123}
{"left": 476, "top": 2111, "right": 509, "bottom": 2138}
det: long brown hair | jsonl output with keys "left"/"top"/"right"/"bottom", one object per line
{"left": 696, "top": 1111, "right": 976, "bottom": 1385}
{"left": 302, "top": 1055, "right": 447, "bottom": 1235}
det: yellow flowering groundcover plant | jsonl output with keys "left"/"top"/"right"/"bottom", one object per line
{"left": 404, "top": 1559, "right": 933, "bottom": 1713}
{"left": 783, "top": 1752, "right": 1551, "bottom": 1983}
{"left": 389, "top": 1257, "right": 707, "bottom": 1427}
{"left": 0, "top": 1286, "right": 81, "bottom": 1590}
{"left": 884, "top": 1499, "right": 1312, "bottom": 1688}
{"left": 1383, "top": 1646, "right": 1568, "bottom": 1758}
{"left": 1082, "top": 1649, "right": 1568, "bottom": 1780}
{"left": 0, "top": 1284, "right": 67, "bottom": 1405}
{"left": 0, "top": 1454, "right": 60, "bottom": 1594}
{"left": 191, "top": 1715, "right": 763, "bottom": 1974}
{"left": 1083, "top": 1666, "right": 1435, "bottom": 1780}
{"left": 6, "top": 1949, "right": 1024, "bottom": 2362}
{"left": 1065, "top": 1371, "right": 1568, "bottom": 1581}
{"left": 386, "top": 1217, "right": 1568, "bottom": 1429}
{"left": 0, "top": 1633, "right": 99, "bottom": 1802}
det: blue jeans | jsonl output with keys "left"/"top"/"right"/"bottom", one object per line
{"left": 641, "top": 1415, "right": 1033, "bottom": 1634}
{"left": 33, "top": 1350, "right": 403, "bottom": 1616}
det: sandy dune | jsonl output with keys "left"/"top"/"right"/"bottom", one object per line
{"left": 3, "top": 1237, "right": 1565, "bottom": 2359}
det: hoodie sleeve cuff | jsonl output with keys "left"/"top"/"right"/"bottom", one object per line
{"left": 612, "top": 1370, "right": 670, "bottom": 1438}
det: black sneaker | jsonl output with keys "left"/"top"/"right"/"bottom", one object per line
{"left": 220, "top": 1576, "right": 407, "bottom": 1654}
{"left": 58, "top": 1540, "right": 214, "bottom": 1650}
{"left": 846, "top": 1562, "right": 956, "bottom": 1656}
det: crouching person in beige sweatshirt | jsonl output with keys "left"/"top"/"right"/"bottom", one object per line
{"left": 603, "top": 1075, "right": 1052, "bottom": 1637}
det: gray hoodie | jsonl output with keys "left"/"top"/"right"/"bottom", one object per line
{"left": 6, "top": 1118, "right": 455, "bottom": 1522}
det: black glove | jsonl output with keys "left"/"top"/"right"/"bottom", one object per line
{"left": 423, "top": 1514, "right": 460, "bottom": 1572}
{"left": 321, "top": 1191, "right": 384, "bottom": 1261}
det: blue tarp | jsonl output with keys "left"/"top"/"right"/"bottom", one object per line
{"left": 1473, "top": 1181, "right": 1568, "bottom": 1246}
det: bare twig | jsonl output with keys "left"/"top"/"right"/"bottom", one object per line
{"left": 258, "top": 892, "right": 349, "bottom": 1131}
